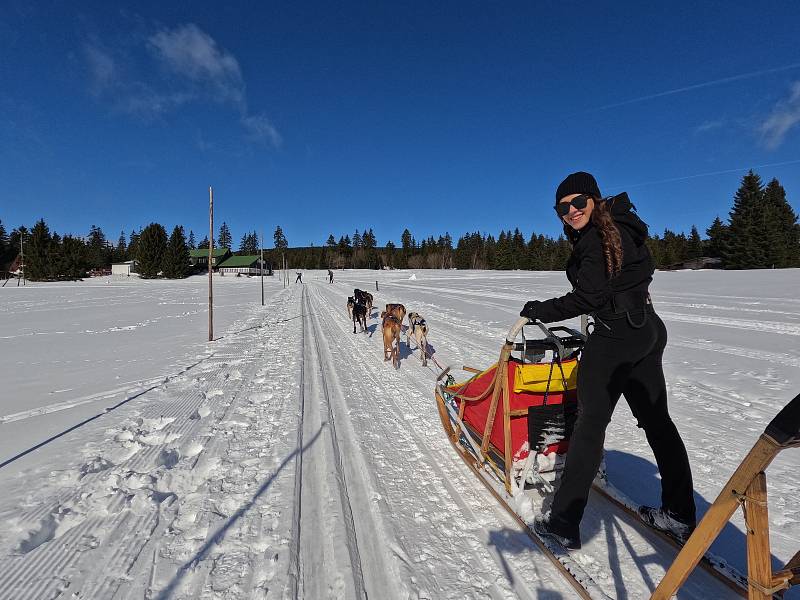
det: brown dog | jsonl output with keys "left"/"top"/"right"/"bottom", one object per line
{"left": 380, "top": 311, "right": 402, "bottom": 368}
{"left": 384, "top": 303, "right": 406, "bottom": 326}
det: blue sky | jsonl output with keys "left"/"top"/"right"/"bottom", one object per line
{"left": 2, "top": 1, "right": 800, "bottom": 247}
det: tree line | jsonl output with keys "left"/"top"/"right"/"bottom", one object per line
{"left": 1, "top": 170, "right": 796, "bottom": 280}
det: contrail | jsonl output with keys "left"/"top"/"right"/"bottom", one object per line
{"left": 605, "top": 158, "right": 800, "bottom": 191}
{"left": 586, "top": 62, "right": 800, "bottom": 112}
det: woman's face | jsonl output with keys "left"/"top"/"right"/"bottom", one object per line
{"left": 559, "top": 194, "right": 594, "bottom": 230}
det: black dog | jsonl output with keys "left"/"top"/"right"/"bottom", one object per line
{"left": 352, "top": 302, "right": 367, "bottom": 333}
{"left": 354, "top": 288, "right": 373, "bottom": 314}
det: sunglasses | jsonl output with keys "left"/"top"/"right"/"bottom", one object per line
{"left": 554, "top": 194, "right": 591, "bottom": 217}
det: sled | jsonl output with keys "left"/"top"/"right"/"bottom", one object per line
{"left": 434, "top": 317, "right": 584, "bottom": 496}
{"left": 653, "top": 391, "right": 800, "bottom": 599}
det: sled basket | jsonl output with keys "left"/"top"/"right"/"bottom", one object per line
{"left": 435, "top": 318, "right": 585, "bottom": 493}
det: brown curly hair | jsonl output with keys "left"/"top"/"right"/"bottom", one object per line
{"left": 563, "top": 197, "right": 623, "bottom": 278}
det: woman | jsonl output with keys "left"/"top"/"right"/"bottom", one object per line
{"left": 520, "top": 171, "right": 695, "bottom": 549}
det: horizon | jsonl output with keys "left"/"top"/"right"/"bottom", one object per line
{"left": 3, "top": 3, "right": 799, "bottom": 246}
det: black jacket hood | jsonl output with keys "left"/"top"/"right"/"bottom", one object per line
{"left": 606, "top": 192, "right": 648, "bottom": 245}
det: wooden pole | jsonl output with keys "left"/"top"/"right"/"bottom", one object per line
{"left": 651, "top": 435, "right": 781, "bottom": 599}
{"left": 745, "top": 472, "right": 772, "bottom": 600}
{"left": 260, "top": 230, "right": 265, "bottom": 306}
{"left": 208, "top": 186, "right": 214, "bottom": 342}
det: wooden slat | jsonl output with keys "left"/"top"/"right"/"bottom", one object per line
{"left": 463, "top": 366, "right": 482, "bottom": 373}
{"left": 745, "top": 473, "right": 771, "bottom": 600}
{"left": 651, "top": 435, "right": 782, "bottom": 599}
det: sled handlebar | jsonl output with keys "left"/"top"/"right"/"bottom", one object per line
{"left": 765, "top": 392, "right": 800, "bottom": 447}
{"left": 506, "top": 318, "right": 586, "bottom": 359}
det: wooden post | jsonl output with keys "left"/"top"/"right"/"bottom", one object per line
{"left": 260, "top": 230, "right": 264, "bottom": 306}
{"left": 208, "top": 186, "right": 214, "bottom": 342}
{"left": 651, "top": 434, "right": 781, "bottom": 599}
{"left": 376, "top": 280, "right": 379, "bottom": 291}
{"left": 745, "top": 472, "right": 772, "bottom": 600}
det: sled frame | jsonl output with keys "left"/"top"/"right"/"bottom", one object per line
{"left": 652, "top": 392, "right": 800, "bottom": 600}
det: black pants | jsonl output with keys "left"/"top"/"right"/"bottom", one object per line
{"left": 549, "top": 309, "right": 695, "bottom": 537}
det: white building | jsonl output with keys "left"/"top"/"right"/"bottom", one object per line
{"left": 111, "top": 260, "right": 138, "bottom": 276}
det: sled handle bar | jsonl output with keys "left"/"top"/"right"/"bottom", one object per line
{"left": 506, "top": 318, "right": 586, "bottom": 360}
{"left": 765, "top": 391, "right": 800, "bottom": 447}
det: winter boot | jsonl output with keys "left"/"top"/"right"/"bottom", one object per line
{"left": 533, "top": 514, "right": 581, "bottom": 550}
{"left": 638, "top": 506, "right": 696, "bottom": 541}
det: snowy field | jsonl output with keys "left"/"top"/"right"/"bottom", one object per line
{"left": 0, "top": 269, "right": 797, "bottom": 599}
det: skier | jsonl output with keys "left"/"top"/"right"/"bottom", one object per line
{"left": 328, "top": 269, "right": 334, "bottom": 283}
{"left": 520, "top": 171, "right": 696, "bottom": 549}
{"left": 295, "top": 271, "right": 302, "bottom": 284}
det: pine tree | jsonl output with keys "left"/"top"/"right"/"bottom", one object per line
{"left": 687, "top": 226, "right": 703, "bottom": 260}
{"left": 87, "top": 225, "right": 110, "bottom": 269}
{"left": 112, "top": 231, "right": 126, "bottom": 262}
{"left": 724, "top": 171, "right": 764, "bottom": 269}
{"left": 352, "top": 230, "right": 362, "bottom": 248}
{"left": 273, "top": 225, "right": 288, "bottom": 250}
{"left": 163, "top": 226, "right": 190, "bottom": 278}
{"left": 705, "top": 216, "right": 728, "bottom": 260}
{"left": 218, "top": 222, "right": 232, "bottom": 250}
{"left": 188, "top": 230, "right": 196, "bottom": 249}
{"left": 128, "top": 229, "right": 141, "bottom": 260}
{"left": 26, "top": 219, "right": 54, "bottom": 280}
{"left": 137, "top": 223, "right": 168, "bottom": 278}
{"left": 60, "top": 235, "right": 88, "bottom": 280}
{"left": 0, "top": 219, "right": 8, "bottom": 268}
{"left": 326, "top": 234, "right": 336, "bottom": 248}
{"left": 762, "top": 178, "right": 800, "bottom": 267}
{"left": 239, "top": 230, "right": 259, "bottom": 254}
{"left": 198, "top": 236, "right": 209, "bottom": 249}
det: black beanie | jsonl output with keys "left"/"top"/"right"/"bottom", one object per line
{"left": 555, "top": 171, "right": 601, "bottom": 203}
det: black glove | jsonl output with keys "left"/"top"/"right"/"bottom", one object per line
{"left": 520, "top": 300, "right": 542, "bottom": 321}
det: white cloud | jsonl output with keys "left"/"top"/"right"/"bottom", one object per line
{"left": 85, "top": 45, "right": 116, "bottom": 91}
{"left": 241, "top": 114, "right": 282, "bottom": 147}
{"left": 759, "top": 81, "right": 800, "bottom": 150}
{"left": 694, "top": 119, "right": 724, "bottom": 134}
{"left": 84, "top": 23, "right": 280, "bottom": 146}
{"left": 148, "top": 24, "right": 244, "bottom": 107}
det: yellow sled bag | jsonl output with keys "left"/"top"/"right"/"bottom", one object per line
{"left": 513, "top": 359, "right": 578, "bottom": 393}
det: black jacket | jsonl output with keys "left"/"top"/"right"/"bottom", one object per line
{"left": 531, "top": 193, "right": 654, "bottom": 323}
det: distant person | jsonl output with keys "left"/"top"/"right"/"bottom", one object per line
{"left": 520, "top": 171, "right": 696, "bottom": 549}
{"left": 328, "top": 269, "right": 334, "bottom": 283}
{"left": 295, "top": 271, "right": 302, "bottom": 284}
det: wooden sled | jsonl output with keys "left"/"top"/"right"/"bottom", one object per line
{"left": 653, "top": 392, "right": 800, "bottom": 599}
{"left": 435, "top": 317, "right": 584, "bottom": 495}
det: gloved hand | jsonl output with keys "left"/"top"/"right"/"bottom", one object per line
{"left": 520, "top": 300, "right": 542, "bottom": 321}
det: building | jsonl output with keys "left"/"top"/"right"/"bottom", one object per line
{"left": 217, "top": 255, "right": 267, "bottom": 276}
{"left": 111, "top": 260, "right": 138, "bottom": 276}
{"left": 663, "top": 256, "right": 723, "bottom": 271}
{"left": 190, "top": 248, "right": 232, "bottom": 270}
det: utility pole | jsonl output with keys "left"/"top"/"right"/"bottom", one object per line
{"left": 260, "top": 229, "right": 265, "bottom": 306}
{"left": 208, "top": 186, "right": 214, "bottom": 342}
{"left": 18, "top": 230, "right": 25, "bottom": 286}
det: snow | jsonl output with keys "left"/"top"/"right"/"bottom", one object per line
{"left": 0, "top": 269, "right": 798, "bottom": 598}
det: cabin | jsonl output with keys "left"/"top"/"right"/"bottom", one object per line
{"left": 189, "top": 248, "right": 232, "bottom": 270}
{"left": 217, "top": 255, "right": 268, "bottom": 276}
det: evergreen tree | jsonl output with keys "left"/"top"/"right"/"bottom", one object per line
{"left": 137, "top": 223, "right": 168, "bottom": 278}
{"left": 352, "top": 229, "right": 362, "bottom": 248}
{"left": 163, "top": 226, "right": 190, "bottom": 278}
{"left": 198, "top": 236, "right": 209, "bottom": 249}
{"left": 273, "top": 225, "right": 288, "bottom": 250}
{"left": 218, "top": 222, "right": 232, "bottom": 250}
{"left": 59, "top": 235, "right": 89, "bottom": 280}
{"left": 128, "top": 229, "right": 141, "bottom": 261}
{"left": 0, "top": 219, "right": 9, "bottom": 267}
{"left": 724, "top": 171, "right": 764, "bottom": 269}
{"left": 687, "top": 226, "right": 703, "bottom": 260}
{"left": 762, "top": 178, "right": 800, "bottom": 267}
{"left": 326, "top": 234, "right": 336, "bottom": 248}
{"left": 87, "top": 225, "right": 111, "bottom": 269}
{"left": 188, "top": 230, "right": 196, "bottom": 249}
{"left": 26, "top": 219, "right": 53, "bottom": 280}
{"left": 239, "top": 230, "right": 259, "bottom": 254}
{"left": 705, "top": 216, "right": 728, "bottom": 260}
